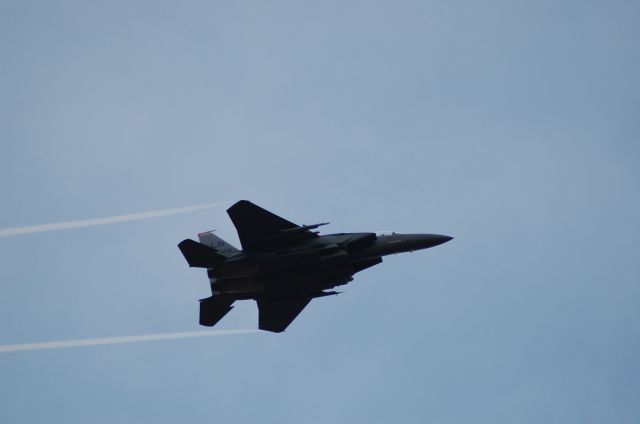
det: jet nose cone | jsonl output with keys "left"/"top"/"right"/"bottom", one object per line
{"left": 429, "top": 234, "right": 453, "bottom": 247}
{"left": 415, "top": 234, "right": 453, "bottom": 249}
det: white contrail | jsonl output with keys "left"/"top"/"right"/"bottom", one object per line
{"left": 0, "top": 201, "right": 227, "bottom": 237}
{"left": 0, "top": 329, "right": 257, "bottom": 353}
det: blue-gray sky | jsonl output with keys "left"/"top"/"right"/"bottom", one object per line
{"left": 1, "top": 1, "right": 639, "bottom": 422}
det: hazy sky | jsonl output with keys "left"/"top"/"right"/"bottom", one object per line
{"left": 1, "top": 1, "right": 639, "bottom": 422}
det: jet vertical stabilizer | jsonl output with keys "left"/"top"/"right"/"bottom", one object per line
{"left": 198, "top": 231, "right": 240, "bottom": 258}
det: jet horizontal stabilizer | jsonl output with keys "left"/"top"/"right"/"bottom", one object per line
{"left": 199, "top": 296, "right": 234, "bottom": 327}
{"left": 178, "top": 239, "right": 227, "bottom": 268}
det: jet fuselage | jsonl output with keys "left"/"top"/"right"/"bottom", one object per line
{"left": 207, "top": 232, "right": 452, "bottom": 300}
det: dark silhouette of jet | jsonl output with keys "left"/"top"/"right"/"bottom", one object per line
{"left": 178, "top": 200, "right": 452, "bottom": 332}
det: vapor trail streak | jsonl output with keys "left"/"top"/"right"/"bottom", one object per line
{"left": 0, "top": 202, "right": 226, "bottom": 237}
{"left": 0, "top": 329, "right": 256, "bottom": 353}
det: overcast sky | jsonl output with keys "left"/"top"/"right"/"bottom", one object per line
{"left": 1, "top": 1, "right": 639, "bottom": 422}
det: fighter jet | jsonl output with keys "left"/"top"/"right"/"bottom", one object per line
{"left": 178, "top": 200, "right": 452, "bottom": 333}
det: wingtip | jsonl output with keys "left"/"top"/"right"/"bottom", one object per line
{"left": 227, "top": 199, "right": 251, "bottom": 212}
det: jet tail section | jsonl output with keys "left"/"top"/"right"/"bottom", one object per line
{"left": 197, "top": 231, "right": 240, "bottom": 257}
{"left": 199, "top": 296, "right": 234, "bottom": 327}
{"left": 178, "top": 239, "right": 227, "bottom": 268}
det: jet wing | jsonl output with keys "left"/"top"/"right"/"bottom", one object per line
{"left": 227, "top": 200, "right": 319, "bottom": 250}
{"left": 256, "top": 297, "right": 312, "bottom": 333}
